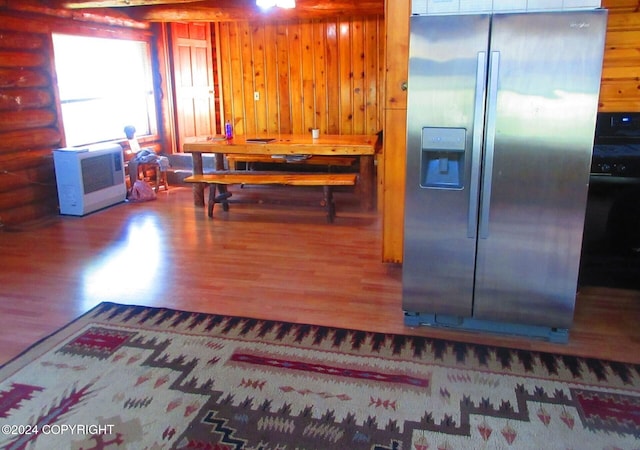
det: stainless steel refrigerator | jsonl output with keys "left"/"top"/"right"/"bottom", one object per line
{"left": 402, "top": 10, "right": 607, "bottom": 342}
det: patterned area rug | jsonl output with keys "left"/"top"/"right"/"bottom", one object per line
{"left": 0, "top": 302, "right": 639, "bottom": 449}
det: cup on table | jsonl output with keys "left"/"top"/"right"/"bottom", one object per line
{"left": 311, "top": 128, "right": 320, "bottom": 139}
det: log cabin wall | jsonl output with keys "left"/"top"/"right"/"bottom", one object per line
{"left": 216, "top": 16, "right": 384, "bottom": 137}
{"left": 0, "top": 11, "right": 64, "bottom": 227}
{"left": 0, "top": 6, "right": 170, "bottom": 228}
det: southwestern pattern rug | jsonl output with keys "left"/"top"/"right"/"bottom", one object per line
{"left": 0, "top": 303, "right": 638, "bottom": 449}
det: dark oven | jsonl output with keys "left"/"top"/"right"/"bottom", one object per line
{"left": 591, "top": 112, "right": 640, "bottom": 178}
{"left": 580, "top": 112, "right": 640, "bottom": 290}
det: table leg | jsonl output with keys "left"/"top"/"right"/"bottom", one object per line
{"left": 359, "top": 155, "right": 374, "bottom": 210}
{"left": 191, "top": 152, "right": 205, "bottom": 206}
{"left": 215, "top": 152, "right": 225, "bottom": 171}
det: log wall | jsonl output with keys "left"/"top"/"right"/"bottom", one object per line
{"left": 0, "top": 13, "right": 63, "bottom": 226}
{"left": 0, "top": 7, "right": 166, "bottom": 228}
{"left": 217, "top": 17, "right": 384, "bottom": 137}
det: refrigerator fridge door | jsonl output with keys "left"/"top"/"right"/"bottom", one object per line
{"left": 402, "top": 11, "right": 607, "bottom": 337}
{"left": 402, "top": 15, "right": 491, "bottom": 317}
{"left": 473, "top": 11, "right": 607, "bottom": 328}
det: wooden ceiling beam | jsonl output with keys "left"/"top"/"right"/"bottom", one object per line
{"left": 45, "top": 0, "right": 384, "bottom": 22}
{"left": 61, "top": 0, "right": 205, "bottom": 8}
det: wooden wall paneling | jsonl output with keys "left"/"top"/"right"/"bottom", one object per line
{"left": 374, "top": 16, "right": 385, "bottom": 212}
{"left": 263, "top": 23, "right": 279, "bottom": 134}
{"left": 198, "top": 18, "right": 382, "bottom": 142}
{"left": 381, "top": 0, "right": 410, "bottom": 263}
{"left": 0, "top": 88, "right": 53, "bottom": 111}
{"left": 0, "top": 13, "right": 52, "bottom": 35}
{"left": 0, "top": 18, "right": 63, "bottom": 227}
{"left": 0, "top": 50, "right": 48, "bottom": 68}
{"left": 0, "top": 183, "right": 57, "bottom": 210}
{"left": 598, "top": 1, "right": 640, "bottom": 112}
{"left": 0, "top": 28, "right": 45, "bottom": 51}
{"left": 218, "top": 22, "right": 232, "bottom": 125}
{"left": 351, "top": 18, "right": 364, "bottom": 135}
{"left": 212, "top": 23, "right": 224, "bottom": 132}
{"left": 287, "top": 22, "right": 303, "bottom": 134}
{"left": 599, "top": 79, "right": 640, "bottom": 112}
{"left": 365, "top": 17, "right": 380, "bottom": 136}
{"left": 0, "top": 164, "right": 56, "bottom": 193}
{"left": 0, "top": 110, "right": 57, "bottom": 133}
{"left": 602, "top": 0, "right": 640, "bottom": 12}
{"left": 313, "top": 21, "right": 328, "bottom": 133}
{"left": 338, "top": 19, "right": 353, "bottom": 135}
{"left": 301, "top": 20, "right": 316, "bottom": 134}
{"left": 0, "top": 67, "right": 49, "bottom": 89}
{"left": 251, "top": 23, "right": 268, "bottom": 135}
{"left": 235, "top": 22, "right": 249, "bottom": 136}
{"left": 606, "top": 11, "right": 640, "bottom": 31}
{"left": 0, "top": 129, "right": 61, "bottom": 152}
{"left": 210, "top": 23, "right": 221, "bottom": 133}
{"left": 276, "top": 23, "right": 292, "bottom": 134}
{"left": 229, "top": 22, "right": 246, "bottom": 135}
{"left": 383, "top": 1, "right": 409, "bottom": 111}
{"left": 325, "top": 20, "right": 340, "bottom": 134}
{"left": 0, "top": 148, "right": 58, "bottom": 173}
{"left": 0, "top": 198, "right": 58, "bottom": 226}
{"left": 381, "top": 108, "right": 406, "bottom": 263}
{"left": 238, "top": 22, "right": 255, "bottom": 136}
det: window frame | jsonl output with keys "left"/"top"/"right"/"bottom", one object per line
{"left": 50, "top": 25, "right": 160, "bottom": 148}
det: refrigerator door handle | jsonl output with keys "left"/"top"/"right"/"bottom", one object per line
{"left": 468, "top": 51, "right": 487, "bottom": 239}
{"left": 479, "top": 51, "right": 500, "bottom": 239}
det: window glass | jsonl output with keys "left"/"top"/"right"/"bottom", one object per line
{"left": 52, "top": 33, "right": 157, "bottom": 147}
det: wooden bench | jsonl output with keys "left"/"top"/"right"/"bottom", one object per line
{"left": 184, "top": 171, "right": 357, "bottom": 222}
{"left": 225, "top": 154, "right": 356, "bottom": 170}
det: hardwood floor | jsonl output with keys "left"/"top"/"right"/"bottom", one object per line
{"left": 1, "top": 185, "right": 638, "bottom": 366}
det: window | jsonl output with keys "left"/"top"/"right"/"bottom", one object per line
{"left": 52, "top": 33, "right": 157, "bottom": 147}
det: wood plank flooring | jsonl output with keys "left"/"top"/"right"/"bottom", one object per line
{"left": 1, "top": 185, "right": 638, "bottom": 365}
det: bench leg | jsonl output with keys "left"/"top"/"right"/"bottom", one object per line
{"left": 217, "top": 185, "right": 231, "bottom": 211}
{"left": 207, "top": 184, "right": 217, "bottom": 217}
{"left": 207, "top": 184, "right": 232, "bottom": 218}
{"left": 323, "top": 186, "right": 336, "bottom": 223}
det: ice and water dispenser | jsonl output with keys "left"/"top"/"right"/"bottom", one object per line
{"left": 420, "top": 127, "right": 466, "bottom": 189}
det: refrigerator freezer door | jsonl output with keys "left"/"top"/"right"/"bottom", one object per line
{"left": 473, "top": 11, "right": 607, "bottom": 328}
{"left": 402, "top": 15, "right": 490, "bottom": 317}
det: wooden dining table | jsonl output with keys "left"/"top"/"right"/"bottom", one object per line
{"left": 183, "top": 134, "right": 377, "bottom": 210}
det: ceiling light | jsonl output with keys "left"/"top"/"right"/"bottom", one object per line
{"left": 256, "top": 0, "right": 295, "bottom": 9}
{"left": 276, "top": 0, "right": 295, "bottom": 8}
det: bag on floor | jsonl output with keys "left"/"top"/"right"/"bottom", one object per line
{"left": 128, "top": 180, "right": 157, "bottom": 202}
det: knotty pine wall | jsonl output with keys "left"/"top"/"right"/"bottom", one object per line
{"left": 216, "top": 17, "right": 384, "bottom": 137}
{"left": 599, "top": 0, "right": 640, "bottom": 111}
